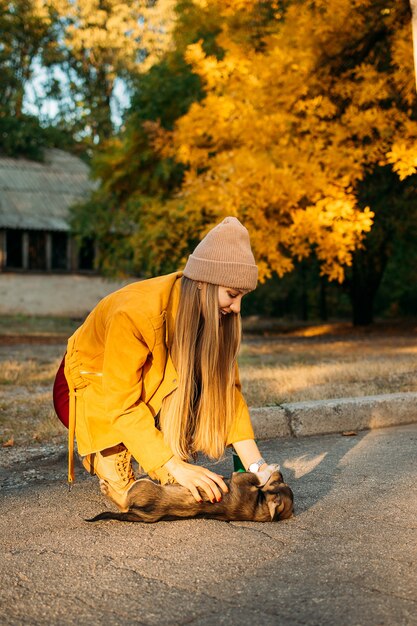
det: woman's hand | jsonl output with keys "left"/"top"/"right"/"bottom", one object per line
{"left": 164, "top": 457, "right": 229, "bottom": 503}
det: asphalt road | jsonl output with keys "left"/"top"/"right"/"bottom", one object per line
{"left": 0, "top": 424, "right": 416, "bottom": 626}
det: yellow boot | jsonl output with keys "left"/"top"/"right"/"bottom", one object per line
{"left": 82, "top": 444, "right": 136, "bottom": 511}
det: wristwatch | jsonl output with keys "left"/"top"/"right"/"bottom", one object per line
{"left": 248, "top": 458, "right": 266, "bottom": 473}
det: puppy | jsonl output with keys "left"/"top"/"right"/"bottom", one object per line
{"left": 86, "top": 464, "right": 294, "bottom": 523}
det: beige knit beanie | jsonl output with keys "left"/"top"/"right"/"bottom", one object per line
{"left": 183, "top": 217, "right": 258, "bottom": 291}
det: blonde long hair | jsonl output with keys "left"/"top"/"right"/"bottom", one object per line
{"left": 160, "top": 277, "right": 242, "bottom": 460}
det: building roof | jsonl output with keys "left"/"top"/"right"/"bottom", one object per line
{"left": 0, "top": 149, "right": 95, "bottom": 232}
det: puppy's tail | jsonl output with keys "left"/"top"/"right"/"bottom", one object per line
{"left": 85, "top": 511, "right": 142, "bottom": 523}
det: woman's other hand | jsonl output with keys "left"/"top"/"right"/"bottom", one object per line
{"left": 164, "top": 457, "right": 228, "bottom": 503}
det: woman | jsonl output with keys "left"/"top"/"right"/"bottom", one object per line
{"left": 53, "top": 217, "right": 271, "bottom": 510}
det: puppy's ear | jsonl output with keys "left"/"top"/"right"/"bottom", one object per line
{"left": 266, "top": 493, "right": 284, "bottom": 521}
{"left": 265, "top": 486, "right": 294, "bottom": 520}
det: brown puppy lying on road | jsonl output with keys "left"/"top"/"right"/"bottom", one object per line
{"left": 87, "top": 464, "right": 294, "bottom": 523}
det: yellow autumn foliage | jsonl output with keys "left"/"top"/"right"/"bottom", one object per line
{"left": 386, "top": 142, "right": 417, "bottom": 180}
{"left": 54, "top": 0, "right": 175, "bottom": 75}
{"left": 148, "top": 0, "right": 416, "bottom": 282}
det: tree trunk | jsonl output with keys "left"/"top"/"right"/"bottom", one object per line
{"left": 88, "top": 94, "right": 113, "bottom": 144}
{"left": 410, "top": 0, "right": 417, "bottom": 92}
{"left": 300, "top": 262, "right": 309, "bottom": 321}
{"left": 350, "top": 281, "right": 375, "bottom": 326}
{"left": 319, "top": 276, "right": 328, "bottom": 321}
{"left": 15, "top": 88, "right": 24, "bottom": 118}
{"left": 348, "top": 247, "right": 388, "bottom": 326}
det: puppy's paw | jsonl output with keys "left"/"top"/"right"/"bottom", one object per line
{"left": 98, "top": 479, "right": 129, "bottom": 512}
{"left": 99, "top": 478, "right": 109, "bottom": 496}
{"left": 267, "top": 463, "right": 281, "bottom": 472}
{"left": 257, "top": 463, "right": 282, "bottom": 487}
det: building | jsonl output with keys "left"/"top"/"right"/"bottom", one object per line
{"left": 0, "top": 148, "right": 137, "bottom": 316}
{"left": 0, "top": 148, "right": 96, "bottom": 272}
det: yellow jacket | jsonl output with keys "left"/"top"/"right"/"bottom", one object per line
{"left": 64, "top": 271, "right": 255, "bottom": 483}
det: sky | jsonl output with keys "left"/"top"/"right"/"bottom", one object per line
{"left": 23, "top": 61, "right": 131, "bottom": 130}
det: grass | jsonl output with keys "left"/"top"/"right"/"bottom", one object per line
{"left": 0, "top": 347, "right": 67, "bottom": 446}
{"left": 1, "top": 315, "right": 416, "bottom": 446}
{"left": 239, "top": 333, "right": 417, "bottom": 406}
{"left": 0, "top": 314, "right": 81, "bottom": 337}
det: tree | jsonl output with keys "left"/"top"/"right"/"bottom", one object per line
{"left": 0, "top": 0, "right": 61, "bottom": 117}
{"left": 150, "top": 0, "right": 415, "bottom": 324}
{"left": 72, "top": 0, "right": 417, "bottom": 327}
{"left": 0, "top": 0, "right": 77, "bottom": 159}
{"left": 347, "top": 167, "right": 417, "bottom": 325}
{"left": 50, "top": 0, "right": 176, "bottom": 143}
{"left": 70, "top": 0, "right": 222, "bottom": 272}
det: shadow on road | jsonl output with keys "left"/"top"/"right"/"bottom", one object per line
{"left": 261, "top": 430, "right": 369, "bottom": 515}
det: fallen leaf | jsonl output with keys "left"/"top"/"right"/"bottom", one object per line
{"left": 2, "top": 436, "right": 14, "bottom": 447}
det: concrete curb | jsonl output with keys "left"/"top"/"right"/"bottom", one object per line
{"left": 250, "top": 391, "right": 417, "bottom": 439}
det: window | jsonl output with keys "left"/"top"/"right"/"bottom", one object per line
{"left": 5, "top": 230, "right": 23, "bottom": 268}
{"left": 78, "top": 237, "right": 95, "bottom": 271}
{"left": 51, "top": 232, "right": 68, "bottom": 270}
{"left": 28, "top": 231, "right": 46, "bottom": 270}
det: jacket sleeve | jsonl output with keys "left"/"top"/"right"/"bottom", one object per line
{"left": 102, "top": 311, "right": 174, "bottom": 473}
{"left": 225, "top": 365, "right": 255, "bottom": 445}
